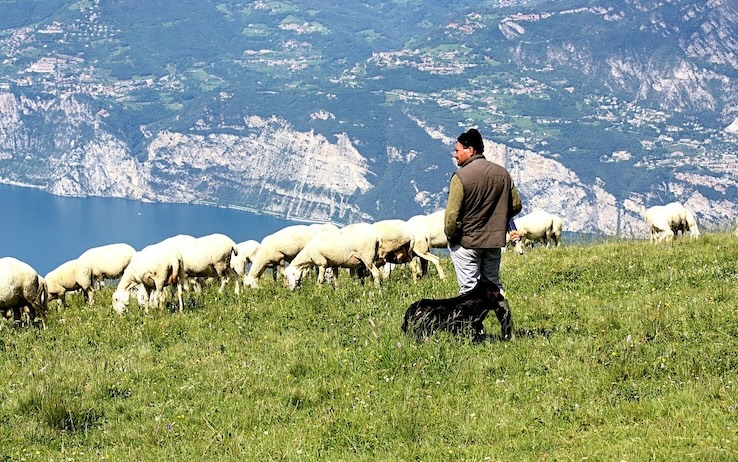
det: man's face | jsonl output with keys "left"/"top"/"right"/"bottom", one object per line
{"left": 453, "top": 141, "right": 473, "bottom": 166}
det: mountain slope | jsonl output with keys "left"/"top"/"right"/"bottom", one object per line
{"left": 0, "top": 0, "right": 736, "bottom": 236}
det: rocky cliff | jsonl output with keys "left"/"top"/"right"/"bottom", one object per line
{"left": 3, "top": 89, "right": 735, "bottom": 237}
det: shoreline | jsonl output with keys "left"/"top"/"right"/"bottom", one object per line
{"left": 0, "top": 180, "right": 344, "bottom": 227}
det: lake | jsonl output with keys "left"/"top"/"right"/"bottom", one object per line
{"left": 0, "top": 184, "right": 299, "bottom": 275}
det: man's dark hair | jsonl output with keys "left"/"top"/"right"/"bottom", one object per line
{"left": 457, "top": 128, "right": 484, "bottom": 154}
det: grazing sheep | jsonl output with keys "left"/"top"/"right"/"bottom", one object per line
{"left": 372, "top": 218, "right": 446, "bottom": 283}
{"left": 683, "top": 208, "right": 700, "bottom": 238}
{"left": 405, "top": 215, "right": 447, "bottom": 281}
{"left": 402, "top": 278, "right": 510, "bottom": 341}
{"left": 45, "top": 259, "right": 95, "bottom": 306}
{"left": 284, "top": 223, "right": 382, "bottom": 289}
{"left": 552, "top": 215, "right": 564, "bottom": 243}
{"left": 408, "top": 210, "right": 448, "bottom": 249}
{"left": 160, "top": 233, "right": 240, "bottom": 294}
{"left": 371, "top": 219, "right": 415, "bottom": 272}
{"left": 244, "top": 225, "right": 323, "bottom": 288}
{"left": 407, "top": 210, "right": 448, "bottom": 278}
{"left": 77, "top": 243, "right": 136, "bottom": 288}
{"left": 230, "top": 240, "right": 261, "bottom": 280}
{"left": 507, "top": 210, "right": 563, "bottom": 255}
{"left": 645, "top": 202, "right": 700, "bottom": 243}
{"left": 112, "top": 242, "right": 186, "bottom": 314}
{"left": 0, "top": 257, "right": 48, "bottom": 324}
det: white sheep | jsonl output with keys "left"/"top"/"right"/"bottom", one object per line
{"left": 45, "top": 258, "right": 95, "bottom": 305}
{"left": 284, "top": 223, "right": 382, "bottom": 289}
{"left": 407, "top": 210, "right": 447, "bottom": 249}
{"left": 244, "top": 224, "right": 326, "bottom": 288}
{"left": 372, "top": 219, "right": 415, "bottom": 265}
{"left": 230, "top": 240, "right": 261, "bottom": 279}
{"left": 0, "top": 257, "right": 48, "bottom": 324}
{"left": 683, "top": 207, "right": 700, "bottom": 238}
{"left": 160, "top": 233, "right": 240, "bottom": 294}
{"left": 112, "top": 241, "right": 186, "bottom": 314}
{"left": 552, "top": 215, "right": 564, "bottom": 243}
{"left": 77, "top": 243, "right": 136, "bottom": 288}
{"left": 372, "top": 218, "right": 446, "bottom": 282}
{"left": 645, "top": 202, "right": 700, "bottom": 243}
{"left": 507, "top": 210, "right": 563, "bottom": 254}
{"left": 407, "top": 210, "right": 448, "bottom": 278}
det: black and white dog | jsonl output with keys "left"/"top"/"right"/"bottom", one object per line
{"left": 402, "top": 278, "right": 512, "bottom": 341}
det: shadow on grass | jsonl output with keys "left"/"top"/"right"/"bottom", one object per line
{"left": 481, "top": 325, "right": 577, "bottom": 343}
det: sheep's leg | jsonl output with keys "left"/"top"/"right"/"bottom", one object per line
{"left": 152, "top": 278, "right": 168, "bottom": 312}
{"left": 380, "top": 263, "right": 393, "bottom": 280}
{"left": 664, "top": 229, "right": 675, "bottom": 242}
{"left": 84, "top": 287, "right": 95, "bottom": 306}
{"left": 143, "top": 287, "right": 153, "bottom": 314}
{"left": 225, "top": 267, "right": 240, "bottom": 295}
{"left": 409, "top": 257, "right": 426, "bottom": 278}
{"left": 29, "top": 300, "right": 47, "bottom": 325}
{"left": 414, "top": 251, "right": 446, "bottom": 281}
{"left": 650, "top": 227, "right": 658, "bottom": 243}
{"left": 243, "top": 258, "right": 271, "bottom": 288}
{"left": 175, "top": 282, "right": 184, "bottom": 312}
{"left": 364, "top": 263, "right": 381, "bottom": 288}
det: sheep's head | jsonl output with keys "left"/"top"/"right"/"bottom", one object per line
{"left": 513, "top": 239, "right": 525, "bottom": 255}
{"left": 112, "top": 289, "right": 130, "bottom": 314}
{"left": 284, "top": 266, "right": 301, "bottom": 290}
{"left": 506, "top": 231, "right": 524, "bottom": 255}
{"left": 243, "top": 275, "right": 259, "bottom": 289}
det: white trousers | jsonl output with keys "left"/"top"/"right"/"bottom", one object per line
{"left": 448, "top": 244, "right": 504, "bottom": 295}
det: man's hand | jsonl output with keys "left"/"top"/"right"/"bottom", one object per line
{"left": 509, "top": 231, "right": 521, "bottom": 243}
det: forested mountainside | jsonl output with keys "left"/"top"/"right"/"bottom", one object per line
{"left": 1, "top": 0, "right": 736, "bottom": 236}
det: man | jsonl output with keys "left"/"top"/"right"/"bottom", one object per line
{"left": 444, "top": 128, "right": 522, "bottom": 340}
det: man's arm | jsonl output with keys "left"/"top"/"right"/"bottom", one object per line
{"left": 444, "top": 174, "right": 463, "bottom": 242}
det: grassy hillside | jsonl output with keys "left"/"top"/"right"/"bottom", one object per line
{"left": 2, "top": 234, "right": 738, "bottom": 460}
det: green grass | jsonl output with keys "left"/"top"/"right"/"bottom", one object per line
{"left": 2, "top": 234, "right": 738, "bottom": 460}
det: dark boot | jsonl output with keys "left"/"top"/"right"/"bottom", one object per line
{"left": 495, "top": 298, "right": 513, "bottom": 341}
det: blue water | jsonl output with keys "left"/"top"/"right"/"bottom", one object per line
{"left": 0, "top": 184, "right": 298, "bottom": 275}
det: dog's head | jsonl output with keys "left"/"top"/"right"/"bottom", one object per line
{"left": 474, "top": 278, "right": 503, "bottom": 303}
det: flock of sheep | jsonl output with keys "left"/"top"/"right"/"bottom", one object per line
{"left": 0, "top": 200, "right": 701, "bottom": 326}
